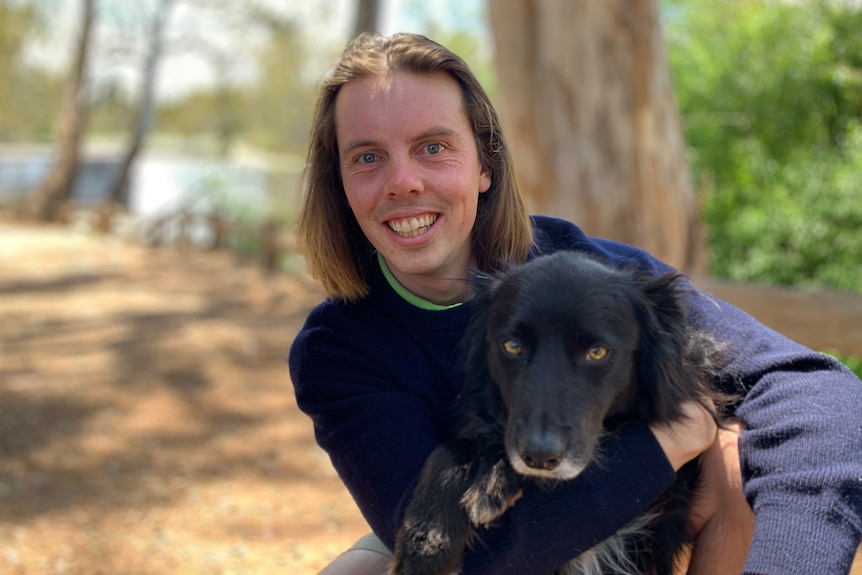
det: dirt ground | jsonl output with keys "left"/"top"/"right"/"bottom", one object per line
{"left": 2, "top": 222, "right": 860, "bottom": 575}
{"left": 0, "top": 222, "right": 370, "bottom": 575}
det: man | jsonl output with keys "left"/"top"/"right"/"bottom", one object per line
{"left": 290, "top": 32, "right": 862, "bottom": 574}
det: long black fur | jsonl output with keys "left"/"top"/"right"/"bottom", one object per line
{"left": 391, "top": 251, "right": 729, "bottom": 575}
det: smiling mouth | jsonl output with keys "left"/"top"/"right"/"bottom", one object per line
{"left": 387, "top": 214, "right": 438, "bottom": 238}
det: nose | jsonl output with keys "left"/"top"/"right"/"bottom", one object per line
{"left": 519, "top": 433, "right": 566, "bottom": 471}
{"left": 383, "top": 155, "right": 422, "bottom": 198}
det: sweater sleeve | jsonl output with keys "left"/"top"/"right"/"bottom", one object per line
{"left": 535, "top": 215, "right": 862, "bottom": 572}
{"left": 289, "top": 305, "right": 677, "bottom": 574}
{"left": 684, "top": 289, "right": 862, "bottom": 575}
{"left": 460, "top": 426, "right": 676, "bottom": 574}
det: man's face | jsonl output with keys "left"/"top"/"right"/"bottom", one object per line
{"left": 335, "top": 71, "right": 491, "bottom": 305}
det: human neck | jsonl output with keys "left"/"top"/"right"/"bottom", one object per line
{"left": 377, "top": 252, "right": 472, "bottom": 307}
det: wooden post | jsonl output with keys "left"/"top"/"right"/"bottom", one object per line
{"left": 178, "top": 209, "right": 192, "bottom": 249}
{"left": 209, "top": 213, "right": 224, "bottom": 250}
{"left": 261, "top": 220, "right": 279, "bottom": 272}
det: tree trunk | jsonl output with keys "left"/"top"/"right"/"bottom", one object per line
{"left": 487, "top": 0, "right": 704, "bottom": 273}
{"left": 353, "top": 0, "right": 380, "bottom": 37}
{"left": 25, "top": 0, "right": 94, "bottom": 222}
{"left": 105, "top": 0, "right": 175, "bottom": 207}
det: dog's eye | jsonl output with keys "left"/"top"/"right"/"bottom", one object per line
{"left": 502, "top": 339, "right": 522, "bottom": 356}
{"left": 585, "top": 345, "right": 608, "bottom": 361}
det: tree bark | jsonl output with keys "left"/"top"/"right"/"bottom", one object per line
{"left": 105, "top": 0, "right": 175, "bottom": 207}
{"left": 353, "top": 0, "right": 380, "bottom": 37}
{"left": 25, "top": 0, "right": 94, "bottom": 222}
{"left": 488, "top": 0, "right": 704, "bottom": 273}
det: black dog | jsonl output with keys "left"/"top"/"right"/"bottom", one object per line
{"left": 391, "top": 251, "right": 728, "bottom": 575}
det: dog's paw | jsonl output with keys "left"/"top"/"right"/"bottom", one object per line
{"left": 392, "top": 521, "right": 460, "bottom": 575}
{"left": 461, "top": 459, "right": 523, "bottom": 527}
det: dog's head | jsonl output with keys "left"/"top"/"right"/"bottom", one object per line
{"left": 461, "top": 251, "right": 718, "bottom": 481}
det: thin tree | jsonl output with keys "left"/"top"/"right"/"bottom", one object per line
{"left": 488, "top": 0, "right": 704, "bottom": 273}
{"left": 25, "top": 0, "right": 95, "bottom": 222}
{"left": 104, "top": 0, "right": 175, "bottom": 208}
{"left": 353, "top": 0, "right": 380, "bottom": 37}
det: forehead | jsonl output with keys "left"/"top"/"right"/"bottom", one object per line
{"left": 334, "top": 71, "right": 470, "bottom": 145}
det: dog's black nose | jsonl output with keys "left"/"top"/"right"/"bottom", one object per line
{"left": 520, "top": 436, "right": 565, "bottom": 471}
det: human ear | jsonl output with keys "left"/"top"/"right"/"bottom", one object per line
{"left": 479, "top": 169, "right": 492, "bottom": 193}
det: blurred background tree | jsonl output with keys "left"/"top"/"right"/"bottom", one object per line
{"left": 1, "top": 0, "right": 860, "bottom": 370}
{"left": 2, "top": 0, "right": 860, "bottom": 296}
{"left": 353, "top": 0, "right": 380, "bottom": 36}
{"left": 156, "top": 1, "right": 321, "bottom": 157}
{"left": 489, "top": 0, "right": 701, "bottom": 274}
{"left": 104, "top": 0, "right": 175, "bottom": 206}
{"left": 24, "top": 0, "right": 94, "bottom": 221}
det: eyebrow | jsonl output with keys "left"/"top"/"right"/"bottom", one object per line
{"left": 340, "top": 127, "right": 463, "bottom": 157}
{"left": 340, "top": 139, "right": 378, "bottom": 157}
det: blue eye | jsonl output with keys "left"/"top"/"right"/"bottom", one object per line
{"left": 360, "top": 152, "right": 376, "bottom": 164}
{"left": 426, "top": 142, "right": 443, "bottom": 155}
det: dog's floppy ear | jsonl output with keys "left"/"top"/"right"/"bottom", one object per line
{"left": 455, "top": 269, "right": 506, "bottom": 430}
{"left": 630, "top": 271, "right": 714, "bottom": 424}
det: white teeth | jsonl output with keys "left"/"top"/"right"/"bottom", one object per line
{"left": 388, "top": 214, "right": 437, "bottom": 237}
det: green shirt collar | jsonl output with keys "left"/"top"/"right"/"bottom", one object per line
{"left": 376, "top": 251, "right": 463, "bottom": 311}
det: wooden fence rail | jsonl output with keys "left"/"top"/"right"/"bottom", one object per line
{"left": 692, "top": 276, "right": 862, "bottom": 357}
{"left": 138, "top": 208, "right": 294, "bottom": 273}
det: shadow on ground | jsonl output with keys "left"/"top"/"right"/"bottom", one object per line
{"left": 0, "top": 224, "right": 369, "bottom": 574}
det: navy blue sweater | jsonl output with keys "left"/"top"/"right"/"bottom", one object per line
{"left": 289, "top": 216, "right": 862, "bottom": 574}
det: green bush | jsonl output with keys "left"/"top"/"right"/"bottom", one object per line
{"left": 664, "top": 0, "right": 862, "bottom": 369}
{"left": 665, "top": 0, "right": 862, "bottom": 296}
{"left": 706, "top": 129, "right": 862, "bottom": 293}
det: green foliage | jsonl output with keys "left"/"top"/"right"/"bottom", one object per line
{"left": 152, "top": 9, "right": 317, "bottom": 157}
{"left": 0, "top": 0, "right": 62, "bottom": 142}
{"left": 835, "top": 352, "right": 862, "bottom": 380}
{"left": 664, "top": 0, "right": 862, "bottom": 295}
{"left": 703, "top": 128, "right": 862, "bottom": 293}
{"left": 242, "top": 17, "right": 316, "bottom": 155}
{"left": 186, "top": 169, "right": 269, "bottom": 257}
{"left": 87, "top": 83, "right": 136, "bottom": 134}
{"left": 399, "top": 0, "right": 498, "bottom": 104}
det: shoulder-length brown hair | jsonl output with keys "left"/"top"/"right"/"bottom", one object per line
{"left": 297, "top": 32, "right": 533, "bottom": 301}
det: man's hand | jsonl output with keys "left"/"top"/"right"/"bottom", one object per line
{"left": 650, "top": 400, "right": 718, "bottom": 472}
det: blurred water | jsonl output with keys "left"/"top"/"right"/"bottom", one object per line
{"left": 0, "top": 144, "right": 304, "bottom": 222}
